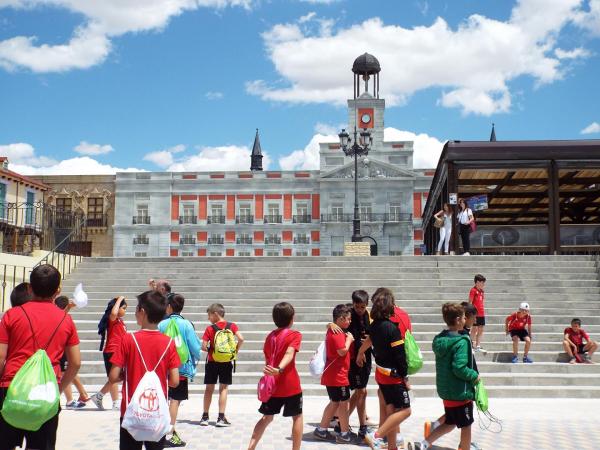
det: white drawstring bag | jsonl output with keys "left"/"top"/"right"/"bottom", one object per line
{"left": 72, "top": 283, "right": 88, "bottom": 308}
{"left": 308, "top": 341, "right": 327, "bottom": 377}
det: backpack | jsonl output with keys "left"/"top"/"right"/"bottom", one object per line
{"left": 163, "top": 318, "right": 190, "bottom": 365}
{"left": 121, "top": 333, "right": 172, "bottom": 442}
{"left": 257, "top": 328, "right": 290, "bottom": 403}
{"left": 308, "top": 341, "right": 326, "bottom": 377}
{"left": 212, "top": 323, "right": 237, "bottom": 363}
{"left": 0, "top": 307, "right": 66, "bottom": 431}
{"left": 403, "top": 330, "right": 423, "bottom": 375}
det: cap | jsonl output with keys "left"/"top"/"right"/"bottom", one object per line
{"left": 519, "top": 302, "right": 530, "bottom": 311}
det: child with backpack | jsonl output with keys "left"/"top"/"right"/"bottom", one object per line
{"left": 201, "top": 303, "right": 244, "bottom": 427}
{"left": 158, "top": 294, "right": 201, "bottom": 447}
{"left": 91, "top": 296, "right": 128, "bottom": 410}
{"left": 0, "top": 264, "right": 81, "bottom": 450}
{"left": 247, "top": 302, "right": 303, "bottom": 450}
{"left": 109, "top": 290, "right": 181, "bottom": 450}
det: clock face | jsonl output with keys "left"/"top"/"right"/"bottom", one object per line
{"left": 361, "top": 113, "right": 371, "bottom": 124}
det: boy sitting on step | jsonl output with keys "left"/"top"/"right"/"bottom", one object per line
{"left": 563, "top": 318, "right": 597, "bottom": 364}
{"left": 505, "top": 302, "right": 533, "bottom": 363}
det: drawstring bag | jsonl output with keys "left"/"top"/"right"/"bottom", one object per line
{"left": 257, "top": 329, "right": 290, "bottom": 403}
{"left": 163, "top": 318, "right": 190, "bottom": 365}
{"left": 404, "top": 330, "right": 423, "bottom": 375}
{"left": 475, "top": 379, "right": 503, "bottom": 433}
{"left": 308, "top": 341, "right": 326, "bottom": 377}
{"left": 475, "top": 379, "right": 488, "bottom": 412}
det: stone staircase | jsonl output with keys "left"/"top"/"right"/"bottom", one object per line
{"left": 62, "top": 256, "right": 600, "bottom": 398}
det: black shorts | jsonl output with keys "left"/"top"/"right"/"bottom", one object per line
{"left": 475, "top": 316, "right": 485, "bottom": 326}
{"left": 349, "top": 362, "right": 371, "bottom": 390}
{"left": 60, "top": 353, "right": 68, "bottom": 372}
{"left": 378, "top": 383, "right": 411, "bottom": 410}
{"left": 259, "top": 393, "right": 303, "bottom": 417}
{"left": 444, "top": 401, "right": 474, "bottom": 428}
{"left": 578, "top": 344, "right": 586, "bottom": 354}
{"left": 204, "top": 361, "right": 233, "bottom": 385}
{"left": 510, "top": 329, "right": 529, "bottom": 341}
{"left": 169, "top": 378, "right": 188, "bottom": 401}
{"left": 120, "top": 418, "right": 166, "bottom": 450}
{"left": 0, "top": 387, "right": 59, "bottom": 450}
{"left": 326, "top": 385, "right": 351, "bottom": 402}
{"left": 103, "top": 352, "right": 113, "bottom": 377}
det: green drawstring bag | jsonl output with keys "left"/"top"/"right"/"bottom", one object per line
{"left": 164, "top": 318, "right": 189, "bottom": 364}
{"left": 404, "top": 330, "right": 424, "bottom": 375}
{"left": 1, "top": 306, "right": 66, "bottom": 431}
{"left": 475, "top": 379, "right": 489, "bottom": 412}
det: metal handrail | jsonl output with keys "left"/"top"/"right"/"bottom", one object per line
{"left": 1, "top": 263, "right": 31, "bottom": 312}
{"left": 33, "top": 215, "right": 86, "bottom": 277}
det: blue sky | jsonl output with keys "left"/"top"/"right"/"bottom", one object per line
{"left": 1, "top": 0, "right": 599, "bottom": 174}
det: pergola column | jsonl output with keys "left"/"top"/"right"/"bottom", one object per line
{"left": 548, "top": 160, "right": 561, "bottom": 255}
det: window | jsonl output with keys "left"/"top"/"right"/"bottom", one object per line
{"left": 237, "top": 251, "right": 251, "bottom": 257}
{"left": 389, "top": 203, "right": 402, "bottom": 221}
{"left": 210, "top": 204, "right": 225, "bottom": 223}
{"left": 183, "top": 204, "right": 195, "bottom": 217}
{"left": 181, "top": 233, "right": 195, "bottom": 245}
{"left": 389, "top": 235, "right": 407, "bottom": 255}
{"left": 331, "top": 203, "right": 344, "bottom": 218}
{"left": 209, "top": 233, "right": 224, "bottom": 245}
{"left": 266, "top": 233, "right": 280, "bottom": 245}
{"left": 0, "top": 183, "right": 6, "bottom": 219}
{"left": 294, "top": 202, "right": 310, "bottom": 223}
{"left": 56, "top": 197, "right": 72, "bottom": 212}
{"left": 134, "top": 252, "right": 147, "bottom": 257}
{"left": 133, "top": 234, "right": 148, "bottom": 245}
{"left": 237, "top": 232, "right": 252, "bottom": 244}
{"left": 137, "top": 204, "right": 149, "bottom": 217}
{"left": 134, "top": 204, "right": 150, "bottom": 224}
{"left": 87, "top": 197, "right": 104, "bottom": 226}
{"left": 331, "top": 236, "right": 345, "bottom": 256}
{"left": 266, "top": 250, "right": 280, "bottom": 257}
{"left": 295, "top": 233, "right": 309, "bottom": 244}
{"left": 181, "top": 251, "right": 194, "bottom": 257}
{"left": 238, "top": 203, "right": 253, "bottom": 223}
{"left": 25, "top": 191, "right": 34, "bottom": 225}
{"left": 268, "top": 204, "right": 280, "bottom": 216}
{"left": 295, "top": 250, "right": 309, "bottom": 257}
{"left": 360, "top": 203, "right": 372, "bottom": 221}
{"left": 210, "top": 251, "right": 222, "bottom": 257}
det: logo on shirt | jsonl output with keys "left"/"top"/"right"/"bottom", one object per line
{"left": 138, "top": 388, "right": 159, "bottom": 412}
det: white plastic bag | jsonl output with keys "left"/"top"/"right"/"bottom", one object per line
{"left": 72, "top": 283, "right": 88, "bottom": 308}
{"left": 308, "top": 341, "right": 327, "bottom": 377}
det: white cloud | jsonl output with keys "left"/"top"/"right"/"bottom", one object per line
{"left": 167, "top": 145, "right": 271, "bottom": 172}
{"left": 279, "top": 133, "right": 336, "bottom": 170}
{"left": 0, "top": 0, "right": 251, "bottom": 72}
{"left": 143, "top": 144, "right": 186, "bottom": 168}
{"left": 74, "top": 140, "right": 114, "bottom": 156}
{"left": 248, "top": 1, "right": 598, "bottom": 115}
{"left": 573, "top": 0, "right": 600, "bottom": 35}
{"left": 314, "top": 122, "right": 344, "bottom": 135}
{"left": 205, "top": 91, "right": 224, "bottom": 100}
{"left": 581, "top": 122, "right": 600, "bottom": 134}
{"left": 0, "top": 142, "right": 57, "bottom": 167}
{"left": 299, "top": 0, "right": 341, "bottom": 4}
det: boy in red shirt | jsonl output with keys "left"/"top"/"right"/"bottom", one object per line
{"left": 0, "top": 264, "right": 81, "bottom": 450}
{"left": 314, "top": 304, "right": 355, "bottom": 444}
{"left": 201, "top": 303, "right": 244, "bottom": 427}
{"left": 468, "top": 274, "right": 486, "bottom": 353}
{"left": 563, "top": 318, "right": 597, "bottom": 364}
{"left": 109, "top": 290, "right": 180, "bottom": 450}
{"left": 248, "top": 302, "right": 303, "bottom": 450}
{"left": 505, "top": 302, "right": 533, "bottom": 363}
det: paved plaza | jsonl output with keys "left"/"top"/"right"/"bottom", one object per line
{"left": 56, "top": 395, "right": 600, "bottom": 450}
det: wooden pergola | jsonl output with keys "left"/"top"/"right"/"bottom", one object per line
{"left": 422, "top": 140, "right": 600, "bottom": 255}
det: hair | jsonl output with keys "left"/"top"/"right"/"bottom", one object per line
{"left": 272, "top": 302, "right": 295, "bottom": 328}
{"left": 10, "top": 282, "right": 32, "bottom": 307}
{"left": 571, "top": 318, "right": 582, "bottom": 326}
{"left": 207, "top": 303, "right": 225, "bottom": 317}
{"left": 370, "top": 287, "right": 395, "bottom": 320}
{"left": 443, "top": 203, "right": 453, "bottom": 213}
{"left": 332, "top": 304, "right": 352, "bottom": 322}
{"left": 442, "top": 302, "right": 465, "bottom": 327}
{"left": 458, "top": 198, "right": 467, "bottom": 210}
{"left": 159, "top": 280, "right": 172, "bottom": 294}
{"left": 54, "top": 295, "right": 70, "bottom": 310}
{"left": 168, "top": 294, "right": 185, "bottom": 313}
{"left": 351, "top": 290, "right": 369, "bottom": 304}
{"left": 474, "top": 274, "right": 486, "bottom": 283}
{"left": 461, "top": 301, "right": 478, "bottom": 318}
{"left": 30, "top": 264, "right": 61, "bottom": 299}
{"left": 137, "top": 290, "right": 167, "bottom": 324}
{"left": 97, "top": 297, "right": 128, "bottom": 351}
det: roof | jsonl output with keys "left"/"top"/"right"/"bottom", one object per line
{"left": 352, "top": 53, "right": 381, "bottom": 75}
{"left": 251, "top": 129, "right": 263, "bottom": 157}
{"left": 0, "top": 166, "right": 49, "bottom": 190}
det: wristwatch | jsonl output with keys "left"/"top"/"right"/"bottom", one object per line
{"left": 276, "top": 367, "right": 284, "bottom": 374}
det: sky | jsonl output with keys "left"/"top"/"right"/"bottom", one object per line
{"left": 1, "top": 0, "right": 600, "bottom": 175}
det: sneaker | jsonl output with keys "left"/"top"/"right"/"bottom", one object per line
{"left": 112, "top": 400, "right": 120, "bottom": 410}
{"left": 313, "top": 428, "right": 335, "bottom": 441}
{"left": 65, "top": 400, "right": 77, "bottom": 409}
{"left": 199, "top": 415, "right": 209, "bottom": 426}
{"left": 90, "top": 393, "right": 105, "bottom": 410}
{"left": 477, "top": 346, "right": 488, "bottom": 355}
{"left": 363, "top": 430, "right": 385, "bottom": 449}
{"left": 335, "top": 432, "right": 356, "bottom": 444}
{"left": 470, "top": 442, "right": 483, "bottom": 450}
{"left": 569, "top": 357, "right": 577, "bottom": 364}
{"left": 215, "top": 417, "right": 231, "bottom": 427}
{"left": 463, "top": 252, "right": 470, "bottom": 256}
{"left": 74, "top": 400, "right": 87, "bottom": 409}
{"left": 358, "top": 425, "right": 369, "bottom": 438}
{"left": 165, "top": 431, "right": 186, "bottom": 447}
{"left": 333, "top": 423, "right": 353, "bottom": 435}
{"left": 407, "top": 442, "right": 428, "bottom": 450}
{"left": 511, "top": 355, "right": 519, "bottom": 364}
{"left": 523, "top": 356, "right": 533, "bottom": 363}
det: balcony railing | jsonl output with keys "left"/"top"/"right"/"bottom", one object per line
{"left": 179, "top": 216, "right": 198, "bottom": 224}
{"left": 207, "top": 215, "right": 225, "bottom": 224}
{"left": 264, "top": 215, "right": 283, "bottom": 224}
{"left": 236, "top": 215, "right": 254, "bottom": 224}
{"left": 133, "top": 216, "right": 151, "bottom": 225}
{"left": 265, "top": 237, "right": 282, "bottom": 245}
{"left": 294, "top": 237, "right": 310, "bottom": 244}
{"left": 293, "top": 215, "right": 312, "bottom": 223}
{"left": 85, "top": 214, "right": 108, "bottom": 227}
{"left": 180, "top": 237, "right": 196, "bottom": 245}
{"left": 321, "top": 213, "right": 413, "bottom": 223}
{"left": 321, "top": 214, "right": 352, "bottom": 223}
{"left": 133, "top": 238, "right": 149, "bottom": 245}
{"left": 384, "top": 213, "right": 413, "bottom": 222}
{"left": 236, "top": 237, "right": 253, "bottom": 244}
{"left": 208, "top": 237, "right": 224, "bottom": 245}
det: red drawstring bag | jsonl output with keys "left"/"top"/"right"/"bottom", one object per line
{"left": 257, "top": 328, "right": 290, "bottom": 403}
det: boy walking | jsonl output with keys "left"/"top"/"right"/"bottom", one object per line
{"left": 0, "top": 264, "right": 81, "bottom": 450}
{"left": 158, "top": 294, "right": 201, "bottom": 447}
{"left": 468, "top": 274, "right": 486, "bottom": 353}
{"left": 201, "top": 303, "right": 244, "bottom": 427}
{"left": 563, "top": 318, "right": 597, "bottom": 364}
{"left": 109, "top": 290, "right": 181, "bottom": 450}
{"left": 505, "top": 302, "right": 533, "bottom": 363}
{"left": 248, "top": 302, "right": 303, "bottom": 450}
{"left": 314, "top": 304, "right": 355, "bottom": 444}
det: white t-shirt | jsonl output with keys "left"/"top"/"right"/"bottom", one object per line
{"left": 458, "top": 208, "right": 473, "bottom": 225}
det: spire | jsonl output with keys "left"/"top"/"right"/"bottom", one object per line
{"left": 490, "top": 123, "right": 497, "bottom": 142}
{"left": 250, "top": 128, "right": 263, "bottom": 171}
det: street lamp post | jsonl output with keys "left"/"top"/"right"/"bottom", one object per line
{"left": 338, "top": 127, "right": 372, "bottom": 242}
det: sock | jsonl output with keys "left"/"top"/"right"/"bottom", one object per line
{"left": 432, "top": 420, "right": 440, "bottom": 429}
{"left": 341, "top": 431, "right": 349, "bottom": 437}
{"left": 317, "top": 427, "right": 327, "bottom": 432}
{"left": 202, "top": 412, "right": 209, "bottom": 418}
{"left": 218, "top": 413, "right": 225, "bottom": 419}
{"left": 96, "top": 392, "right": 104, "bottom": 399}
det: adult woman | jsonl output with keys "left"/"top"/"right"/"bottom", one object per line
{"left": 457, "top": 199, "right": 474, "bottom": 256}
{"left": 434, "top": 203, "right": 453, "bottom": 255}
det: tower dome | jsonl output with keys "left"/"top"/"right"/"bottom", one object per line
{"left": 352, "top": 53, "right": 381, "bottom": 75}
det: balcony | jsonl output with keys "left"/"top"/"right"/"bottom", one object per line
{"left": 265, "top": 237, "right": 282, "bottom": 245}
{"left": 208, "top": 237, "right": 224, "bottom": 245}
{"left": 294, "top": 237, "right": 310, "bottom": 244}
{"left": 264, "top": 215, "right": 283, "bottom": 224}
{"left": 321, "top": 214, "right": 352, "bottom": 223}
{"left": 133, "top": 238, "right": 149, "bottom": 245}
{"left": 180, "top": 237, "right": 196, "bottom": 245}
{"left": 236, "top": 215, "right": 254, "bottom": 224}
{"left": 293, "top": 215, "right": 312, "bottom": 223}
{"left": 236, "top": 237, "right": 253, "bottom": 244}
{"left": 85, "top": 214, "right": 108, "bottom": 227}
{"left": 384, "top": 213, "right": 413, "bottom": 222}
{"left": 179, "top": 216, "right": 198, "bottom": 224}
{"left": 320, "top": 213, "right": 413, "bottom": 223}
{"left": 133, "top": 216, "right": 151, "bottom": 225}
{"left": 207, "top": 215, "right": 225, "bottom": 224}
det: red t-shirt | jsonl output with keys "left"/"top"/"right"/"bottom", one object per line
{"left": 469, "top": 287, "right": 485, "bottom": 317}
{"left": 202, "top": 321, "right": 239, "bottom": 362}
{"left": 103, "top": 318, "right": 127, "bottom": 354}
{"left": 321, "top": 329, "right": 350, "bottom": 387}
{"left": 263, "top": 328, "right": 302, "bottom": 397}
{"left": 507, "top": 312, "right": 532, "bottom": 331}
{"left": 110, "top": 330, "right": 180, "bottom": 416}
{"left": 390, "top": 306, "right": 412, "bottom": 337}
{"left": 0, "top": 301, "right": 80, "bottom": 387}
{"left": 564, "top": 327, "right": 589, "bottom": 346}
